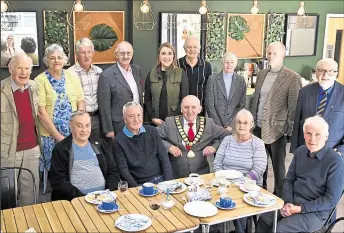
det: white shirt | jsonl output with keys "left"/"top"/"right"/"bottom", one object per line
{"left": 117, "top": 63, "right": 140, "bottom": 103}
{"left": 182, "top": 117, "right": 197, "bottom": 146}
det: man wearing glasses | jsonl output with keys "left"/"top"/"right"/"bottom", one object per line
{"left": 291, "top": 58, "right": 344, "bottom": 156}
{"left": 178, "top": 36, "right": 212, "bottom": 116}
{"left": 98, "top": 41, "right": 145, "bottom": 140}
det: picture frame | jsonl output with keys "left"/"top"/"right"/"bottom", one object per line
{"left": 1, "top": 12, "right": 40, "bottom": 67}
{"left": 206, "top": 12, "right": 226, "bottom": 61}
{"left": 266, "top": 13, "right": 285, "bottom": 45}
{"left": 284, "top": 13, "right": 319, "bottom": 57}
{"left": 73, "top": 11, "right": 125, "bottom": 64}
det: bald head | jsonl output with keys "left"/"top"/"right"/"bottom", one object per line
{"left": 181, "top": 95, "right": 202, "bottom": 123}
{"left": 115, "top": 41, "right": 134, "bottom": 70}
{"left": 9, "top": 52, "right": 33, "bottom": 71}
{"left": 8, "top": 52, "right": 33, "bottom": 89}
{"left": 266, "top": 42, "right": 285, "bottom": 69}
{"left": 115, "top": 41, "right": 133, "bottom": 54}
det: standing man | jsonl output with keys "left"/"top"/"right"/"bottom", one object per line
{"left": 69, "top": 38, "right": 102, "bottom": 140}
{"left": 251, "top": 42, "right": 301, "bottom": 197}
{"left": 291, "top": 58, "right": 344, "bottom": 155}
{"left": 1, "top": 53, "right": 42, "bottom": 206}
{"left": 178, "top": 36, "right": 212, "bottom": 115}
{"left": 98, "top": 41, "right": 145, "bottom": 140}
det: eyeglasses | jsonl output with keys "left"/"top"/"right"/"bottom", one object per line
{"left": 116, "top": 51, "right": 132, "bottom": 57}
{"left": 49, "top": 56, "right": 64, "bottom": 61}
{"left": 316, "top": 69, "right": 338, "bottom": 76}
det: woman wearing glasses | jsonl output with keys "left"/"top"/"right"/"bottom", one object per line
{"left": 145, "top": 42, "right": 189, "bottom": 126}
{"left": 35, "top": 44, "right": 84, "bottom": 173}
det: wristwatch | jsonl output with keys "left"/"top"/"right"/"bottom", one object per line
{"left": 300, "top": 204, "right": 306, "bottom": 213}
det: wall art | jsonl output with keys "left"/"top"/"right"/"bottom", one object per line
{"left": 205, "top": 12, "right": 226, "bottom": 61}
{"left": 266, "top": 13, "right": 285, "bottom": 45}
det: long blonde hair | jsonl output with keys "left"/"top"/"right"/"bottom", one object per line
{"left": 156, "top": 42, "right": 177, "bottom": 68}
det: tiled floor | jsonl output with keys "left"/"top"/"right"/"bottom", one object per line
{"left": 38, "top": 143, "right": 344, "bottom": 232}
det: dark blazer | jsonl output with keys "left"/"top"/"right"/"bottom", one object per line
{"left": 98, "top": 63, "right": 145, "bottom": 134}
{"left": 290, "top": 82, "right": 344, "bottom": 154}
{"left": 251, "top": 66, "right": 301, "bottom": 144}
{"left": 205, "top": 71, "right": 246, "bottom": 128}
{"left": 50, "top": 135, "right": 120, "bottom": 201}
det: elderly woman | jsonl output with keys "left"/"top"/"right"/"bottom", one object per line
{"left": 214, "top": 109, "right": 267, "bottom": 233}
{"left": 35, "top": 44, "right": 84, "bottom": 173}
{"left": 145, "top": 42, "right": 189, "bottom": 126}
{"left": 205, "top": 52, "right": 246, "bottom": 131}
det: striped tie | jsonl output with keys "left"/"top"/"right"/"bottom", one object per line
{"left": 317, "top": 91, "right": 327, "bottom": 116}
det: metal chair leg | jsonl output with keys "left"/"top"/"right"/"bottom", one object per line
{"left": 43, "top": 168, "right": 48, "bottom": 194}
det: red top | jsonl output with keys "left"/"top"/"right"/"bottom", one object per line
{"left": 13, "top": 89, "right": 38, "bottom": 152}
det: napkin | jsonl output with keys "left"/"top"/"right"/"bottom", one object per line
{"left": 25, "top": 228, "right": 37, "bottom": 233}
{"left": 159, "top": 182, "right": 183, "bottom": 192}
{"left": 187, "top": 188, "right": 212, "bottom": 202}
{"left": 116, "top": 215, "right": 149, "bottom": 231}
{"left": 248, "top": 192, "right": 275, "bottom": 205}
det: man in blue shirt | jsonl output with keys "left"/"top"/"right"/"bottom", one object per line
{"left": 256, "top": 115, "right": 344, "bottom": 232}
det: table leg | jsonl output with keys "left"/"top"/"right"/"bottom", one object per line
{"left": 272, "top": 210, "right": 278, "bottom": 233}
{"left": 223, "top": 221, "right": 227, "bottom": 232}
{"left": 202, "top": 225, "right": 210, "bottom": 233}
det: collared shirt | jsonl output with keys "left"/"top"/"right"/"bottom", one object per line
{"left": 68, "top": 62, "right": 102, "bottom": 112}
{"left": 317, "top": 84, "right": 334, "bottom": 109}
{"left": 10, "top": 78, "right": 30, "bottom": 93}
{"left": 123, "top": 125, "right": 146, "bottom": 138}
{"left": 223, "top": 72, "right": 234, "bottom": 98}
{"left": 307, "top": 147, "right": 327, "bottom": 160}
{"left": 182, "top": 117, "right": 197, "bottom": 146}
{"left": 117, "top": 63, "right": 140, "bottom": 104}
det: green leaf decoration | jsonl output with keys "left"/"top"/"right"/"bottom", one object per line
{"left": 267, "top": 13, "right": 285, "bottom": 44}
{"left": 90, "top": 24, "right": 118, "bottom": 52}
{"left": 206, "top": 12, "right": 226, "bottom": 61}
{"left": 228, "top": 16, "right": 250, "bottom": 41}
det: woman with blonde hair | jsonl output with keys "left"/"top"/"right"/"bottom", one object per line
{"left": 145, "top": 42, "right": 189, "bottom": 126}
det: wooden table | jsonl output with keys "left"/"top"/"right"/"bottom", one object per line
{"left": 172, "top": 173, "right": 284, "bottom": 233}
{"left": 1, "top": 200, "right": 87, "bottom": 233}
{"left": 71, "top": 189, "right": 200, "bottom": 233}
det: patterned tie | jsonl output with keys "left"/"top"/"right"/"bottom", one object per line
{"left": 317, "top": 91, "right": 327, "bottom": 116}
{"left": 186, "top": 123, "right": 195, "bottom": 151}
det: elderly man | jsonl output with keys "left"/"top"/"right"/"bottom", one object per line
{"left": 1, "top": 53, "right": 41, "bottom": 206}
{"left": 256, "top": 116, "right": 344, "bottom": 233}
{"left": 178, "top": 36, "right": 212, "bottom": 115}
{"left": 157, "top": 95, "right": 229, "bottom": 178}
{"left": 291, "top": 58, "right": 344, "bottom": 156}
{"left": 69, "top": 38, "right": 102, "bottom": 140}
{"left": 205, "top": 52, "right": 246, "bottom": 131}
{"left": 50, "top": 111, "right": 120, "bottom": 201}
{"left": 113, "top": 101, "right": 173, "bottom": 187}
{"left": 251, "top": 42, "right": 302, "bottom": 197}
{"left": 98, "top": 41, "right": 145, "bottom": 139}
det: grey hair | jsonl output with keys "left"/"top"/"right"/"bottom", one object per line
{"left": 267, "top": 42, "right": 286, "bottom": 55}
{"left": 70, "top": 110, "right": 90, "bottom": 122}
{"left": 303, "top": 115, "right": 329, "bottom": 136}
{"left": 122, "top": 101, "right": 143, "bottom": 116}
{"left": 8, "top": 52, "right": 33, "bottom": 70}
{"left": 316, "top": 58, "right": 338, "bottom": 70}
{"left": 234, "top": 109, "right": 255, "bottom": 133}
{"left": 222, "top": 52, "right": 238, "bottom": 63}
{"left": 114, "top": 41, "right": 134, "bottom": 54}
{"left": 183, "top": 36, "right": 200, "bottom": 49}
{"left": 43, "top": 43, "right": 69, "bottom": 67}
{"left": 75, "top": 38, "right": 94, "bottom": 53}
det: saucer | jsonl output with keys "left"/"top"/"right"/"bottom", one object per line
{"left": 239, "top": 184, "right": 261, "bottom": 193}
{"left": 138, "top": 188, "right": 158, "bottom": 197}
{"left": 97, "top": 203, "right": 119, "bottom": 213}
{"left": 215, "top": 200, "right": 236, "bottom": 210}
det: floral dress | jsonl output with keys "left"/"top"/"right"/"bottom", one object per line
{"left": 40, "top": 70, "right": 72, "bottom": 171}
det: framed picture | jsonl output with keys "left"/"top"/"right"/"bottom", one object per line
{"left": 206, "top": 12, "right": 226, "bottom": 61}
{"left": 266, "top": 13, "right": 285, "bottom": 45}
{"left": 43, "top": 10, "right": 70, "bottom": 65}
{"left": 226, "top": 13, "right": 265, "bottom": 59}
{"left": 284, "top": 14, "right": 319, "bottom": 56}
{"left": 73, "top": 11, "right": 125, "bottom": 64}
{"left": 159, "top": 12, "right": 206, "bottom": 59}
{"left": 1, "top": 12, "right": 39, "bottom": 67}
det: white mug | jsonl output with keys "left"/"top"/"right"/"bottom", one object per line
{"left": 189, "top": 173, "right": 200, "bottom": 184}
{"left": 244, "top": 179, "right": 257, "bottom": 191}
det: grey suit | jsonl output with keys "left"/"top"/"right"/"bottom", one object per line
{"left": 205, "top": 72, "right": 246, "bottom": 128}
{"left": 157, "top": 116, "right": 229, "bottom": 179}
{"left": 98, "top": 63, "right": 145, "bottom": 134}
{"left": 251, "top": 66, "right": 301, "bottom": 197}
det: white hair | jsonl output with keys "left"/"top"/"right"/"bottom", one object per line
{"left": 316, "top": 58, "right": 338, "bottom": 70}
{"left": 75, "top": 38, "right": 94, "bottom": 53}
{"left": 235, "top": 109, "right": 255, "bottom": 132}
{"left": 122, "top": 101, "right": 143, "bottom": 116}
{"left": 303, "top": 115, "right": 329, "bottom": 136}
{"left": 43, "top": 43, "right": 69, "bottom": 67}
{"left": 8, "top": 52, "right": 33, "bottom": 70}
{"left": 183, "top": 36, "right": 200, "bottom": 49}
{"left": 267, "top": 42, "right": 286, "bottom": 55}
{"left": 222, "top": 52, "right": 238, "bottom": 63}
{"left": 114, "top": 41, "right": 134, "bottom": 54}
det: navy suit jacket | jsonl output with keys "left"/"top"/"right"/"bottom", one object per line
{"left": 290, "top": 82, "right": 344, "bottom": 154}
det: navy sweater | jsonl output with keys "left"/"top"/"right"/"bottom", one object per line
{"left": 113, "top": 125, "right": 173, "bottom": 187}
{"left": 283, "top": 145, "right": 344, "bottom": 220}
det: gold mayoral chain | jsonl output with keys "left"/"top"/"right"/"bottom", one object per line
{"left": 174, "top": 116, "right": 205, "bottom": 159}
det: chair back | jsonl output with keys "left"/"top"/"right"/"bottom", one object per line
{"left": 1, "top": 168, "right": 16, "bottom": 209}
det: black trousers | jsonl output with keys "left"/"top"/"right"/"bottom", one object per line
{"left": 253, "top": 127, "right": 286, "bottom": 197}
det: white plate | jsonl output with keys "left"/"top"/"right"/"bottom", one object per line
{"left": 239, "top": 184, "right": 261, "bottom": 193}
{"left": 215, "top": 170, "right": 243, "bottom": 180}
{"left": 85, "top": 190, "right": 117, "bottom": 205}
{"left": 115, "top": 214, "right": 151, "bottom": 232}
{"left": 184, "top": 177, "right": 205, "bottom": 186}
{"left": 243, "top": 192, "right": 276, "bottom": 208}
{"left": 184, "top": 201, "right": 218, "bottom": 218}
{"left": 211, "top": 178, "right": 231, "bottom": 187}
{"left": 157, "top": 181, "right": 187, "bottom": 194}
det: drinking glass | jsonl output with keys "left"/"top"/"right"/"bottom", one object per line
{"left": 149, "top": 199, "right": 161, "bottom": 220}
{"left": 203, "top": 177, "right": 213, "bottom": 192}
{"left": 118, "top": 181, "right": 128, "bottom": 199}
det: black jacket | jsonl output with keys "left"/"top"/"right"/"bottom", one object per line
{"left": 50, "top": 134, "right": 120, "bottom": 201}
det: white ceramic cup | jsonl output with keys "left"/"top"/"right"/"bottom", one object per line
{"left": 189, "top": 173, "right": 200, "bottom": 184}
{"left": 244, "top": 179, "right": 257, "bottom": 191}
